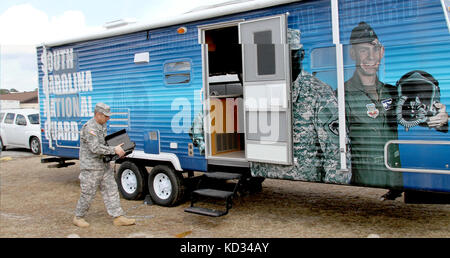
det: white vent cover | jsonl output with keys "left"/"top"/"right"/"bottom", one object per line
{"left": 134, "top": 52, "right": 149, "bottom": 64}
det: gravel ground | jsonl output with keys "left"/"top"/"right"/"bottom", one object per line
{"left": 0, "top": 155, "right": 449, "bottom": 238}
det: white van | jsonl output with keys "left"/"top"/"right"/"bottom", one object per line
{"left": 0, "top": 109, "right": 41, "bottom": 155}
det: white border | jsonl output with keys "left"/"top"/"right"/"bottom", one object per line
{"left": 385, "top": 140, "right": 450, "bottom": 175}
{"left": 331, "top": 0, "right": 348, "bottom": 170}
{"left": 39, "top": 0, "right": 300, "bottom": 47}
{"left": 441, "top": 0, "right": 450, "bottom": 33}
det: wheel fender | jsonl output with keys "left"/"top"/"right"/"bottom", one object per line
{"left": 127, "top": 150, "right": 183, "bottom": 171}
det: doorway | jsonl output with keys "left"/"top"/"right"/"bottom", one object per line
{"left": 201, "top": 24, "right": 246, "bottom": 164}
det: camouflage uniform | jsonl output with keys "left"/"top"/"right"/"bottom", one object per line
{"left": 75, "top": 117, "right": 125, "bottom": 218}
{"left": 344, "top": 22, "right": 403, "bottom": 189}
{"left": 345, "top": 74, "right": 403, "bottom": 188}
{"left": 251, "top": 70, "right": 351, "bottom": 184}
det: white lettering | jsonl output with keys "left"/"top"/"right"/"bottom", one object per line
{"left": 40, "top": 48, "right": 93, "bottom": 144}
{"left": 80, "top": 97, "right": 88, "bottom": 117}
{"left": 180, "top": 242, "right": 214, "bottom": 256}
{"left": 66, "top": 49, "right": 74, "bottom": 69}
{"left": 71, "top": 121, "right": 79, "bottom": 141}
{"left": 47, "top": 51, "right": 53, "bottom": 72}
{"left": 65, "top": 97, "right": 72, "bottom": 117}
{"left": 54, "top": 50, "right": 61, "bottom": 71}
{"left": 44, "top": 120, "right": 80, "bottom": 141}
{"left": 85, "top": 71, "right": 93, "bottom": 92}
{"left": 171, "top": 98, "right": 191, "bottom": 134}
{"left": 72, "top": 96, "right": 80, "bottom": 117}
{"left": 57, "top": 122, "right": 64, "bottom": 140}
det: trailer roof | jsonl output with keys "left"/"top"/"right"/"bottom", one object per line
{"left": 39, "top": 0, "right": 299, "bottom": 47}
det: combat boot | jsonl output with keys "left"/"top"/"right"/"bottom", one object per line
{"left": 73, "top": 216, "right": 90, "bottom": 228}
{"left": 113, "top": 216, "right": 136, "bottom": 226}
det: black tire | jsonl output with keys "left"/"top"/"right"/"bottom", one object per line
{"left": 246, "top": 176, "right": 265, "bottom": 193}
{"left": 0, "top": 137, "right": 5, "bottom": 151}
{"left": 29, "top": 137, "right": 41, "bottom": 155}
{"left": 148, "top": 165, "right": 185, "bottom": 207}
{"left": 117, "top": 161, "right": 148, "bottom": 200}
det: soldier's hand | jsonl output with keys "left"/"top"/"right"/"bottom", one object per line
{"left": 114, "top": 143, "right": 126, "bottom": 158}
{"left": 428, "top": 103, "right": 448, "bottom": 128}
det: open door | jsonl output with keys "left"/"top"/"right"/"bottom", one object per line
{"left": 239, "top": 14, "right": 293, "bottom": 165}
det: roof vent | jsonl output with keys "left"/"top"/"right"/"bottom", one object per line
{"left": 103, "top": 19, "right": 137, "bottom": 29}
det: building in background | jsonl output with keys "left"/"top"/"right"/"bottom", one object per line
{"left": 0, "top": 91, "right": 38, "bottom": 110}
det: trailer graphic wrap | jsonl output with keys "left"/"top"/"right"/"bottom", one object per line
{"left": 250, "top": 0, "right": 450, "bottom": 191}
{"left": 339, "top": 0, "right": 450, "bottom": 191}
{"left": 250, "top": 69, "right": 351, "bottom": 184}
{"left": 40, "top": 47, "right": 94, "bottom": 145}
{"left": 37, "top": 0, "right": 450, "bottom": 196}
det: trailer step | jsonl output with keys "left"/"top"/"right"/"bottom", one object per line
{"left": 184, "top": 206, "right": 228, "bottom": 217}
{"left": 185, "top": 171, "right": 247, "bottom": 217}
{"left": 193, "top": 188, "right": 234, "bottom": 199}
{"left": 204, "top": 172, "right": 242, "bottom": 180}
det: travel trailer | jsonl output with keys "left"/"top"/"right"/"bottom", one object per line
{"left": 37, "top": 0, "right": 450, "bottom": 216}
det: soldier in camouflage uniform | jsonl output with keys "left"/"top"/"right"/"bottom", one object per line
{"left": 346, "top": 22, "right": 448, "bottom": 200}
{"left": 250, "top": 28, "right": 351, "bottom": 184}
{"left": 345, "top": 22, "right": 403, "bottom": 197}
{"left": 73, "top": 103, "right": 135, "bottom": 227}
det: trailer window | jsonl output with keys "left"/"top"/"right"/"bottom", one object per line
{"left": 164, "top": 60, "right": 192, "bottom": 85}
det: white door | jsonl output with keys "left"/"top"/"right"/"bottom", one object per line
{"left": 13, "top": 114, "right": 28, "bottom": 146}
{"left": 239, "top": 14, "right": 293, "bottom": 165}
{"left": 3, "top": 113, "right": 16, "bottom": 146}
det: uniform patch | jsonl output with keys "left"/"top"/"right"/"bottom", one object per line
{"left": 328, "top": 120, "right": 339, "bottom": 136}
{"left": 366, "top": 103, "right": 379, "bottom": 118}
{"left": 89, "top": 130, "right": 97, "bottom": 136}
{"left": 381, "top": 98, "right": 393, "bottom": 111}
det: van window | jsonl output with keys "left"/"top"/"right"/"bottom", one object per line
{"left": 0, "top": 112, "right": 4, "bottom": 122}
{"left": 4, "top": 113, "right": 15, "bottom": 124}
{"left": 164, "top": 60, "right": 191, "bottom": 85}
{"left": 16, "top": 114, "right": 27, "bottom": 126}
{"left": 28, "top": 114, "right": 40, "bottom": 124}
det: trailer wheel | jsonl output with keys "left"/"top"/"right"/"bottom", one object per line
{"left": 246, "top": 177, "right": 265, "bottom": 193}
{"left": 117, "top": 161, "right": 148, "bottom": 200}
{"left": 148, "top": 165, "right": 185, "bottom": 207}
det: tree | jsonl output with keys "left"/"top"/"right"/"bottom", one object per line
{"left": 0, "top": 89, "right": 10, "bottom": 94}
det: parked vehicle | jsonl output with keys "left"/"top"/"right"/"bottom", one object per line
{"left": 0, "top": 109, "right": 42, "bottom": 155}
{"left": 36, "top": 0, "right": 450, "bottom": 216}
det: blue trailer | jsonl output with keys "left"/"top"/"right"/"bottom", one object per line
{"left": 37, "top": 0, "right": 450, "bottom": 216}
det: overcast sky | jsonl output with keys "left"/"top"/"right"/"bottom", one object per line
{"left": 0, "top": 0, "right": 228, "bottom": 92}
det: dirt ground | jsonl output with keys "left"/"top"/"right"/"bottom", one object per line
{"left": 0, "top": 155, "right": 449, "bottom": 238}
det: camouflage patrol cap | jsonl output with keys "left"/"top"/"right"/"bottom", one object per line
{"left": 288, "top": 28, "right": 303, "bottom": 50}
{"left": 94, "top": 102, "right": 112, "bottom": 116}
{"left": 350, "top": 22, "right": 378, "bottom": 44}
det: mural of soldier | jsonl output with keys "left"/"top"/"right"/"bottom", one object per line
{"left": 250, "top": 28, "right": 351, "bottom": 184}
{"left": 345, "top": 22, "right": 448, "bottom": 200}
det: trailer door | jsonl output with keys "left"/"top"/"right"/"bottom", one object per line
{"left": 239, "top": 14, "right": 293, "bottom": 165}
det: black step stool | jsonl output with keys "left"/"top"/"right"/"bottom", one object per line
{"left": 184, "top": 172, "right": 242, "bottom": 217}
